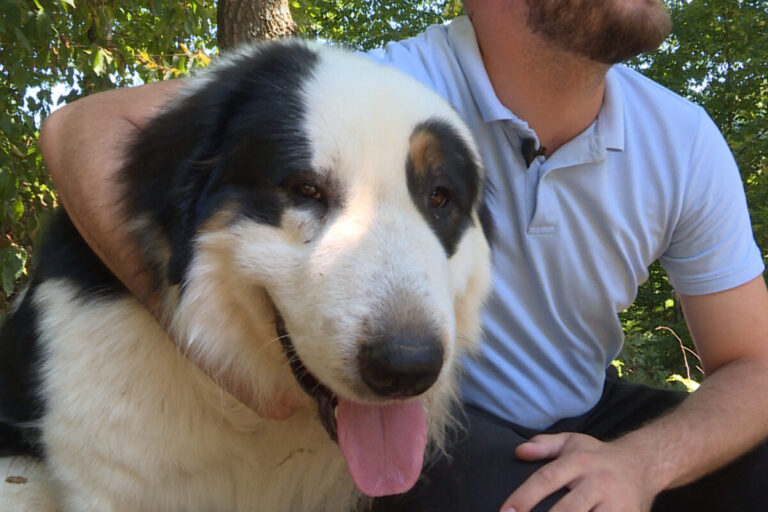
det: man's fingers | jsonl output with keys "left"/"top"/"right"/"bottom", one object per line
{"left": 515, "top": 433, "right": 572, "bottom": 461}
{"left": 213, "top": 366, "right": 310, "bottom": 420}
{"left": 500, "top": 457, "right": 580, "bottom": 512}
{"left": 548, "top": 477, "right": 602, "bottom": 512}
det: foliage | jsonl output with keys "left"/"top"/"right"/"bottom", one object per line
{"left": 291, "top": 0, "right": 462, "bottom": 50}
{"left": 617, "top": 261, "right": 699, "bottom": 389}
{"left": 0, "top": 0, "right": 216, "bottom": 314}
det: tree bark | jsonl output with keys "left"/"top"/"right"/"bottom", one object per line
{"left": 217, "top": 0, "right": 296, "bottom": 50}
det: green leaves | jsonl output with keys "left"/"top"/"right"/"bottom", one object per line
{"left": 92, "top": 46, "right": 107, "bottom": 75}
{"left": 0, "top": 0, "right": 217, "bottom": 311}
{"left": 666, "top": 374, "right": 700, "bottom": 393}
{"left": 0, "top": 247, "right": 26, "bottom": 296}
{"left": 291, "top": 0, "right": 462, "bottom": 50}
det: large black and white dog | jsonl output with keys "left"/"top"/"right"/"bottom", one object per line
{"left": 0, "top": 41, "right": 492, "bottom": 511}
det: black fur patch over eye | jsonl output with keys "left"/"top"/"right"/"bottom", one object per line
{"left": 406, "top": 120, "right": 483, "bottom": 256}
{"left": 120, "top": 42, "right": 320, "bottom": 287}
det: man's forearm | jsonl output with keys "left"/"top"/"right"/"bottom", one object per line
{"left": 615, "top": 355, "right": 768, "bottom": 495}
{"left": 39, "top": 80, "right": 185, "bottom": 319}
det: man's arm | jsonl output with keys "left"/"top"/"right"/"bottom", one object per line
{"left": 39, "top": 80, "right": 185, "bottom": 317}
{"left": 501, "top": 275, "right": 768, "bottom": 512}
{"left": 39, "top": 81, "right": 305, "bottom": 419}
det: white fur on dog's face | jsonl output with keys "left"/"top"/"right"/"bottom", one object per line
{"left": 170, "top": 47, "right": 491, "bottom": 411}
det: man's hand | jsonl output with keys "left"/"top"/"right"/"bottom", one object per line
{"left": 500, "top": 433, "right": 658, "bottom": 512}
{"left": 215, "top": 368, "right": 310, "bottom": 420}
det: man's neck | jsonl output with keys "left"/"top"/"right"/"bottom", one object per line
{"left": 468, "top": 3, "right": 609, "bottom": 155}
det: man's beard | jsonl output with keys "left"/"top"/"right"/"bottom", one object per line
{"left": 525, "top": 0, "right": 672, "bottom": 64}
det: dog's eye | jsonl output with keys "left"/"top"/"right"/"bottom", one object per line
{"left": 296, "top": 183, "right": 322, "bottom": 201}
{"left": 428, "top": 187, "right": 451, "bottom": 208}
{"left": 282, "top": 176, "right": 327, "bottom": 207}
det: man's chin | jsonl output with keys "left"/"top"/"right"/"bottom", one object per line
{"left": 525, "top": 0, "right": 672, "bottom": 64}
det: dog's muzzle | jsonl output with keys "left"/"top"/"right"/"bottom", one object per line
{"left": 271, "top": 297, "right": 448, "bottom": 498}
{"left": 357, "top": 334, "right": 444, "bottom": 399}
{"left": 273, "top": 301, "right": 445, "bottom": 444}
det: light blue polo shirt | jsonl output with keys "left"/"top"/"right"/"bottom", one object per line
{"left": 368, "top": 16, "right": 764, "bottom": 429}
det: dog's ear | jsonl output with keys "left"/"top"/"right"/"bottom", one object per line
{"left": 120, "top": 80, "right": 245, "bottom": 288}
{"left": 121, "top": 42, "right": 319, "bottom": 290}
{"left": 478, "top": 181, "right": 495, "bottom": 246}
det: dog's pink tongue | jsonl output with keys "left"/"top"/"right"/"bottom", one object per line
{"left": 337, "top": 398, "right": 427, "bottom": 497}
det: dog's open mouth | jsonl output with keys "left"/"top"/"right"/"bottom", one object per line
{"left": 275, "top": 309, "right": 340, "bottom": 441}
{"left": 273, "top": 305, "right": 428, "bottom": 498}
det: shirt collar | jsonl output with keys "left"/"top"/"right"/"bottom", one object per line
{"left": 448, "top": 16, "right": 521, "bottom": 125}
{"left": 596, "top": 67, "right": 625, "bottom": 152}
{"left": 448, "top": 15, "right": 626, "bottom": 152}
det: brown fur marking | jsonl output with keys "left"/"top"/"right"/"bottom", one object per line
{"left": 409, "top": 129, "right": 444, "bottom": 174}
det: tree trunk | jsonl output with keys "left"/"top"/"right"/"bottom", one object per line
{"left": 217, "top": 0, "right": 296, "bottom": 50}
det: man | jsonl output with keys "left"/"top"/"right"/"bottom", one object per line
{"left": 39, "top": 1, "right": 768, "bottom": 510}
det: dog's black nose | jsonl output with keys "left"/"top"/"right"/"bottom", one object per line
{"left": 358, "top": 335, "right": 444, "bottom": 398}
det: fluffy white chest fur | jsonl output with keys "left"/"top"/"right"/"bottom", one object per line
{"left": 22, "top": 281, "right": 359, "bottom": 512}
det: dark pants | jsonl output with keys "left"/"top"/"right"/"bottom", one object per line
{"left": 371, "top": 371, "right": 768, "bottom": 511}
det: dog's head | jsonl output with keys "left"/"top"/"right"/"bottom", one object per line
{"left": 122, "top": 41, "right": 492, "bottom": 497}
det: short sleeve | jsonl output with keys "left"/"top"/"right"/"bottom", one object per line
{"left": 365, "top": 32, "right": 440, "bottom": 92}
{"left": 660, "top": 108, "right": 764, "bottom": 295}
{"left": 364, "top": 22, "right": 465, "bottom": 102}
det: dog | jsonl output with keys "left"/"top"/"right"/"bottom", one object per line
{"left": 0, "top": 40, "right": 492, "bottom": 511}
